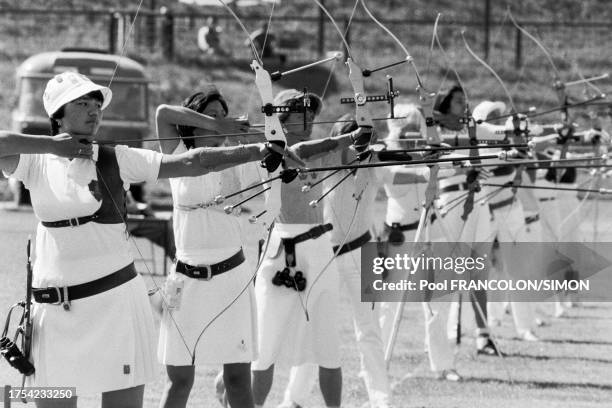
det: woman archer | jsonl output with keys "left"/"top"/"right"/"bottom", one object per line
{"left": 0, "top": 71, "right": 285, "bottom": 408}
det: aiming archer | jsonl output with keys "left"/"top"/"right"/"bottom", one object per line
{"left": 0, "top": 71, "right": 287, "bottom": 408}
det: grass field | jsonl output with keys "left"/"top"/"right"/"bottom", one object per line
{"left": 0, "top": 194, "right": 611, "bottom": 407}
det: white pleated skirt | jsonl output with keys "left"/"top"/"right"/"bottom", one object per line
{"left": 157, "top": 260, "right": 257, "bottom": 366}
{"left": 28, "top": 270, "right": 157, "bottom": 395}
{"left": 252, "top": 223, "right": 341, "bottom": 370}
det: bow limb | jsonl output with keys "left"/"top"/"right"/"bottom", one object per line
{"left": 251, "top": 61, "right": 287, "bottom": 227}
{"left": 311, "top": 0, "right": 373, "bottom": 201}
{"left": 214, "top": 0, "right": 289, "bottom": 227}
{"left": 217, "top": 0, "right": 262, "bottom": 64}
{"left": 460, "top": 30, "right": 536, "bottom": 222}
{"left": 508, "top": 10, "right": 563, "bottom": 87}
{"left": 360, "top": 0, "right": 430, "bottom": 93}
{"left": 508, "top": 10, "right": 578, "bottom": 187}
{"left": 461, "top": 31, "right": 518, "bottom": 115}
{"left": 360, "top": 0, "right": 439, "bottom": 131}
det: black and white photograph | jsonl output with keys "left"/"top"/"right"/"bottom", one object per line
{"left": 0, "top": 0, "right": 611, "bottom": 407}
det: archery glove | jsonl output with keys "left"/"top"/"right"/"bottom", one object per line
{"left": 280, "top": 168, "right": 299, "bottom": 184}
{"left": 261, "top": 141, "right": 285, "bottom": 172}
{"left": 351, "top": 127, "right": 373, "bottom": 153}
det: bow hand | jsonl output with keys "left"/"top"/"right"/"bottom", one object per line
{"left": 260, "top": 141, "right": 286, "bottom": 172}
{"left": 350, "top": 126, "right": 374, "bottom": 153}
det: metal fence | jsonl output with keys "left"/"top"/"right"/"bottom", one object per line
{"left": 0, "top": 8, "right": 611, "bottom": 69}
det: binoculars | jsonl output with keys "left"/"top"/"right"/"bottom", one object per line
{"left": 0, "top": 336, "right": 35, "bottom": 376}
{"left": 272, "top": 268, "right": 307, "bottom": 292}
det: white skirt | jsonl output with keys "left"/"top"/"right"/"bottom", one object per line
{"left": 28, "top": 271, "right": 157, "bottom": 395}
{"left": 252, "top": 223, "right": 340, "bottom": 370}
{"left": 158, "top": 260, "right": 257, "bottom": 366}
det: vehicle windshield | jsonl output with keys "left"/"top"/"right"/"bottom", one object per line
{"left": 18, "top": 77, "right": 147, "bottom": 121}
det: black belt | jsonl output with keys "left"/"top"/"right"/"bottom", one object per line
{"left": 489, "top": 197, "right": 515, "bottom": 211}
{"left": 440, "top": 183, "right": 469, "bottom": 194}
{"left": 33, "top": 263, "right": 137, "bottom": 308}
{"left": 491, "top": 166, "right": 514, "bottom": 177}
{"left": 287, "top": 223, "right": 334, "bottom": 245}
{"left": 41, "top": 214, "right": 99, "bottom": 228}
{"left": 333, "top": 231, "right": 371, "bottom": 256}
{"left": 176, "top": 249, "right": 245, "bottom": 280}
{"left": 384, "top": 221, "right": 420, "bottom": 232}
{"left": 282, "top": 223, "right": 334, "bottom": 267}
{"left": 539, "top": 197, "right": 556, "bottom": 202}
{"left": 525, "top": 214, "right": 540, "bottom": 224}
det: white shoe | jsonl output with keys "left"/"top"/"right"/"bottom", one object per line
{"left": 520, "top": 330, "right": 540, "bottom": 342}
{"left": 437, "top": 369, "right": 462, "bottom": 382}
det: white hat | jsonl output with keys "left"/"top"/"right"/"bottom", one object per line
{"left": 472, "top": 101, "right": 507, "bottom": 122}
{"left": 43, "top": 72, "right": 112, "bottom": 117}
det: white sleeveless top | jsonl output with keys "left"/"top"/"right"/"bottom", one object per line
{"left": 169, "top": 141, "right": 260, "bottom": 264}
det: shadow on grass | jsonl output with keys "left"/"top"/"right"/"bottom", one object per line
{"left": 498, "top": 337, "right": 612, "bottom": 346}
{"left": 556, "top": 314, "right": 612, "bottom": 320}
{"left": 502, "top": 352, "right": 612, "bottom": 365}
{"left": 464, "top": 376, "right": 612, "bottom": 391}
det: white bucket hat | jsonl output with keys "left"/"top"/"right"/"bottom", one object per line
{"left": 43, "top": 72, "right": 112, "bottom": 117}
{"left": 472, "top": 100, "right": 507, "bottom": 122}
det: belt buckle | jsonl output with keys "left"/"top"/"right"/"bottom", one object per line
{"left": 45, "top": 287, "right": 63, "bottom": 305}
{"left": 68, "top": 218, "right": 80, "bottom": 227}
{"left": 190, "top": 265, "right": 212, "bottom": 281}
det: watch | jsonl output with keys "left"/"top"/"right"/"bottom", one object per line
{"left": 425, "top": 117, "right": 435, "bottom": 127}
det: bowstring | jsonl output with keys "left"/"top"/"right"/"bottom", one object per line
{"left": 187, "top": 0, "right": 282, "bottom": 360}
{"left": 94, "top": 168, "right": 193, "bottom": 358}
{"left": 107, "top": 0, "right": 145, "bottom": 90}
{"left": 101, "top": 0, "right": 195, "bottom": 359}
{"left": 320, "top": 0, "right": 358, "bottom": 101}
{"left": 259, "top": 0, "right": 276, "bottom": 61}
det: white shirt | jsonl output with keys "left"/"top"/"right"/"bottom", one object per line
{"left": 6, "top": 145, "right": 161, "bottom": 287}
{"left": 381, "top": 166, "right": 430, "bottom": 226}
{"left": 170, "top": 141, "right": 259, "bottom": 264}
{"left": 322, "top": 150, "right": 377, "bottom": 244}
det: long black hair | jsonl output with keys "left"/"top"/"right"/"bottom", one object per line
{"left": 177, "top": 87, "right": 228, "bottom": 149}
{"left": 434, "top": 84, "right": 464, "bottom": 114}
{"left": 49, "top": 90, "right": 104, "bottom": 135}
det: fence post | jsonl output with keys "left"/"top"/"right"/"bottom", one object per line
{"left": 160, "top": 7, "right": 174, "bottom": 61}
{"left": 483, "top": 0, "right": 490, "bottom": 60}
{"left": 515, "top": 25, "right": 522, "bottom": 69}
{"left": 147, "top": 0, "right": 157, "bottom": 52}
{"left": 108, "top": 10, "right": 119, "bottom": 54}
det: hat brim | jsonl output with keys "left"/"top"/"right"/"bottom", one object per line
{"left": 48, "top": 82, "right": 112, "bottom": 117}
